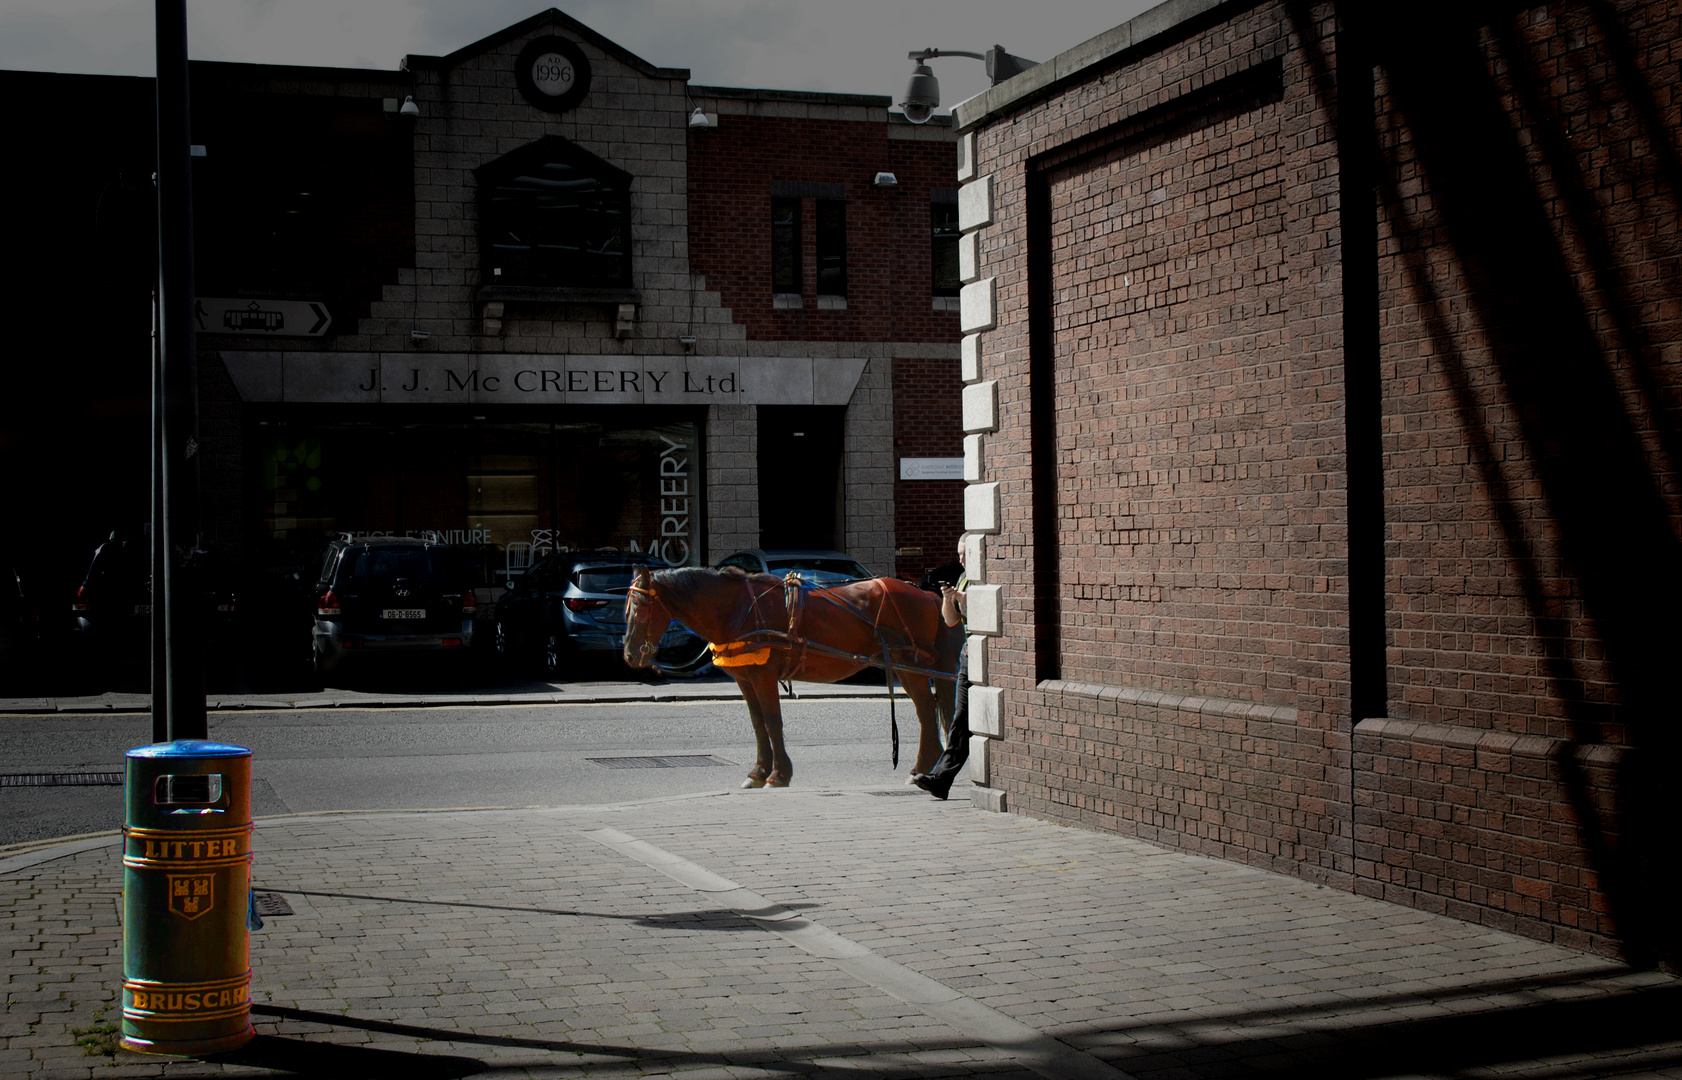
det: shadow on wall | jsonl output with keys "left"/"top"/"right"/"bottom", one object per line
{"left": 1315, "top": 0, "right": 1682, "bottom": 967}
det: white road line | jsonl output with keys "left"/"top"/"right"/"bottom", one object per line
{"left": 585, "top": 826, "right": 1136, "bottom": 1080}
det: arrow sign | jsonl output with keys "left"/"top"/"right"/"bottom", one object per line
{"left": 196, "top": 297, "right": 333, "bottom": 338}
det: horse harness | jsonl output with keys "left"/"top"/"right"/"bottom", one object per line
{"left": 717, "top": 573, "right": 949, "bottom": 683}
{"left": 631, "top": 572, "right": 957, "bottom": 770}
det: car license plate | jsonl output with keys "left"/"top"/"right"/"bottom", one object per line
{"left": 382, "top": 608, "right": 426, "bottom": 619}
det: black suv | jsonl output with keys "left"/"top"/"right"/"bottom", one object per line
{"left": 308, "top": 537, "right": 476, "bottom": 677}
{"left": 70, "top": 533, "right": 238, "bottom": 689}
{"left": 493, "top": 550, "right": 709, "bottom": 677}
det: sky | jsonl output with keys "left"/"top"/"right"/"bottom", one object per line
{"left": 0, "top": 0, "right": 1157, "bottom": 120}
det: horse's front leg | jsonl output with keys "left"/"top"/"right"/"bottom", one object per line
{"left": 733, "top": 672, "right": 775, "bottom": 789}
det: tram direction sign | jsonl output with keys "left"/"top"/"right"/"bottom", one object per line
{"left": 197, "top": 297, "right": 332, "bottom": 338}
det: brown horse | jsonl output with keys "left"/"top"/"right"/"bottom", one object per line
{"left": 623, "top": 565, "right": 960, "bottom": 788}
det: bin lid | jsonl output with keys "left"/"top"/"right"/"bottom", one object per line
{"left": 126, "top": 740, "right": 251, "bottom": 759}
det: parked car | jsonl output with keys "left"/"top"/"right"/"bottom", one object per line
{"left": 0, "top": 562, "right": 42, "bottom": 689}
{"left": 449, "top": 543, "right": 513, "bottom": 653}
{"left": 70, "top": 533, "right": 238, "bottom": 689}
{"left": 493, "top": 550, "right": 710, "bottom": 677}
{"left": 714, "top": 549, "right": 873, "bottom": 587}
{"left": 307, "top": 537, "right": 476, "bottom": 678}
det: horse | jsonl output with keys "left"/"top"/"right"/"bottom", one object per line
{"left": 623, "top": 565, "right": 960, "bottom": 789}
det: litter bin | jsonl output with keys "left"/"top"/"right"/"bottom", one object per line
{"left": 120, "top": 740, "right": 255, "bottom": 1055}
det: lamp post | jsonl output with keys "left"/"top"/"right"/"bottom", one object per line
{"left": 897, "top": 46, "right": 1038, "bottom": 123}
{"left": 153, "top": 0, "right": 206, "bottom": 743}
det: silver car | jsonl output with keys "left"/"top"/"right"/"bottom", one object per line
{"left": 714, "top": 548, "right": 872, "bottom": 587}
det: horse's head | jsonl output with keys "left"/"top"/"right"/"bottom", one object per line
{"left": 622, "top": 564, "right": 670, "bottom": 669}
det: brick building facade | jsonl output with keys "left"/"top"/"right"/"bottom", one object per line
{"left": 0, "top": 10, "right": 966, "bottom": 618}
{"left": 952, "top": 0, "right": 1681, "bottom": 965}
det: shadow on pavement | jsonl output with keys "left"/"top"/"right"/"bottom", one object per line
{"left": 1080, "top": 973, "right": 1682, "bottom": 1079}
{"left": 206, "top": 1032, "right": 482, "bottom": 1077}
{"left": 260, "top": 885, "right": 821, "bottom": 931}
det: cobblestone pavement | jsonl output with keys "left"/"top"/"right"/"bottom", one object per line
{"left": 3, "top": 787, "right": 1678, "bottom": 1079}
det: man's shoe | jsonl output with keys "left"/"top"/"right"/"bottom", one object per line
{"left": 913, "top": 773, "right": 951, "bottom": 800}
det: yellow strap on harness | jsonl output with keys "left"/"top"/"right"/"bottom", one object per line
{"left": 709, "top": 641, "right": 772, "bottom": 667}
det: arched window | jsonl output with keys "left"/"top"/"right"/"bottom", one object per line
{"left": 476, "top": 136, "right": 632, "bottom": 290}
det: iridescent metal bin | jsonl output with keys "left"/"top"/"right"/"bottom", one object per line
{"left": 120, "top": 740, "right": 255, "bottom": 1055}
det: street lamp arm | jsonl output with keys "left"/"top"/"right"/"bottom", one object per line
{"left": 908, "top": 48, "right": 988, "bottom": 62}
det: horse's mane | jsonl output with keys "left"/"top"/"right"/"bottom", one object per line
{"left": 651, "top": 565, "right": 746, "bottom": 612}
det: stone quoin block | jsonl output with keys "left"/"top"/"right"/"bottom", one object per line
{"left": 961, "top": 379, "right": 998, "bottom": 433}
{"left": 965, "top": 584, "right": 1001, "bottom": 635}
{"left": 970, "top": 685, "right": 1003, "bottom": 738}
{"left": 966, "top": 732, "right": 989, "bottom": 784}
{"left": 960, "top": 277, "right": 996, "bottom": 333}
{"left": 966, "top": 633, "right": 987, "bottom": 683}
{"left": 962, "top": 530, "right": 984, "bottom": 582}
{"left": 963, "top": 481, "right": 1000, "bottom": 534}
{"left": 959, "top": 232, "right": 980, "bottom": 284}
{"left": 961, "top": 334, "right": 981, "bottom": 382}
{"left": 957, "top": 130, "right": 976, "bottom": 182}
{"left": 958, "top": 174, "right": 993, "bottom": 231}
{"left": 963, "top": 433, "right": 984, "bottom": 483}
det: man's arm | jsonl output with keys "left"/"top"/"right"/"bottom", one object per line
{"left": 940, "top": 584, "right": 966, "bottom": 627}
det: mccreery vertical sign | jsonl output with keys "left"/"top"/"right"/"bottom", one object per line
{"left": 220, "top": 352, "right": 868, "bottom": 407}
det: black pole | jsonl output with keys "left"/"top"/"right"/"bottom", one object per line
{"left": 150, "top": 288, "right": 167, "bottom": 744}
{"left": 154, "top": 0, "right": 206, "bottom": 742}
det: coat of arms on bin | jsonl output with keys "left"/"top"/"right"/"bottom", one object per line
{"left": 167, "top": 874, "right": 215, "bottom": 920}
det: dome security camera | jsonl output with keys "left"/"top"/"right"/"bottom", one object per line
{"left": 899, "top": 62, "right": 939, "bottom": 124}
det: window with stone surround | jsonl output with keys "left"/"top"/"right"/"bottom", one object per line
{"left": 771, "top": 197, "right": 801, "bottom": 295}
{"left": 476, "top": 136, "right": 631, "bottom": 291}
{"left": 815, "top": 199, "right": 847, "bottom": 298}
{"left": 931, "top": 193, "right": 960, "bottom": 298}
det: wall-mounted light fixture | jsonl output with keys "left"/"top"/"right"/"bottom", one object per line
{"left": 688, "top": 106, "right": 711, "bottom": 129}
{"left": 399, "top": 95, "right": 420, "bottom": 118}
{"left": 873, "top": 172, "right": 898, "bottom": 188}
{"left": 678, "top": 334, "right": 698, "bottom": 351}
{"left": 410, "top": 329, "right": 430, "bottom": 345}
{"left": 898, "top": 45, "right": 1037, "bottom": 124}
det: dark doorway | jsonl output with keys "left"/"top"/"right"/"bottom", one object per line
{"left": 757, "top": 406, "right": 844, "bottom": 549}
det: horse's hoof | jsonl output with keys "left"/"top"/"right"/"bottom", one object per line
{"left": 766, "top": 778, "right": 791, "bottom": 788}
{"left": 741, "top": 777, "right": 767, "bottom": 790}
{"left": 907, "top": 772, "right": 924, "bottom": 785}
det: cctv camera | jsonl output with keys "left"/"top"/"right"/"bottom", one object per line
{"left": 900, "top": 62, "right": 939, "bottom": 124}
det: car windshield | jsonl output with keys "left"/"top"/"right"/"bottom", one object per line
{"left": 572, "top": 566, "right": 644, "bottom": 594}
{"left": 343, "top": 548, "right": 451, "bottom": 583}
{"left": 767, "top": 557, "right": 868, "bottom": 579}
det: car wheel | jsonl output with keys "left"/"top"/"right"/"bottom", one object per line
{"left": 542, "top": 633, "right": 566, "bottom": 678}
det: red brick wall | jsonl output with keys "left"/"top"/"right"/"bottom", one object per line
{"left": 688, "top": 116, "right": 962, "bottom": 344}
{"left": 970, "top": 2, "right": 1355, "bottom": 884}
{"left": 892, "top": 354, "right": 964, "bottom": 580}
{"left": 1359, "top": 0, "right": 1682, "bottom": 958}
{"left": 966, "top": 0, "right": 1682, "bottom": 962}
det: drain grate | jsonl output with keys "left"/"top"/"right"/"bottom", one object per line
{"left": 0, "top": 772, "right": 124, "bottom": 788}
{"left": 869, "top": 789, "right": 928, "bottom": 796}
{"left": 587, "top": 755, "right": 737, "bottom": 770}
{"left": 252, "top": 893, "right": 294, "bottom": 917}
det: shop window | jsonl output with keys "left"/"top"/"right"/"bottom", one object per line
{"left": 250, "top": 416, "right": 701, "bottom": 568}
{"left": 816, "top": 200, "right": 847, "bottom": 299}
{"left": 476, "top": 136, "right": 632, "bottom": 290}
{"left": 771, "top": 197, "right": 801, "bottom": 306}
{"left": 932, "top": 199, "right": 960, "bottom": 297}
